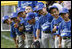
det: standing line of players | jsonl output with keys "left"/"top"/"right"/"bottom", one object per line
{"left": 2, "top": 1, "right": 71, "bottom": 48}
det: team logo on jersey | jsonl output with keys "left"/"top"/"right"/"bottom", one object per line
{"left": 61, "top": 33, "right": 67, "bottom": 36}
{"left": 60, "top": 28, "right": 71, "bottom": 37}
{"left": 25, "top": 24, "right": 32, "bottom": 30}
{"left": 41, "top": 21, "right": 51, "bottom": 31}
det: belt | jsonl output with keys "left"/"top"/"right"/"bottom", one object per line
{"left": 27, "top": 32, "right": 32, "bottom": 34}
{"left": 43, "top": 31, "right": 51, "bottom": 33}
{"left": 63, "top": 37, "right": 71, "bottom": 39}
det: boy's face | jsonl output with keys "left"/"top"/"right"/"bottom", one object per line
{"left": 42, "top": 7, "right": 47, "bottom": 15}
{"left": 12, "top": 18, "right": 17, "bottom": 23}
{"left": 22, "top": 11, "right": 26, "bottom": 18}
{"left": 4, "top": 20, "right": 9, "bottom": 24}
{"left": 38, "top": 9, "right": 44, "bottom": 15}
{"left": 25, "top": 6, "right": 32, "bottom": 13}
{"left": 50, "top": 8, "right": 59, "bottom": 18}
{"left": 28, "top": 18, "right": 34, "bottom": 24}
{"left": 38, "top": 7, "right": 47, "bottom": 15}
{"left": 12, "top": 18, "right": 20, "bottom": 23}
{"left": 61, "top": 13, "right": 69, "bottom": 21}
{"left": 4, "top": 19, "right": 11, "bottom": 25}
{"left": 18, "top": 12, "right": 23, "bottom": 17}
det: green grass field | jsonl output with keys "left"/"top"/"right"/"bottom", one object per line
{"left": 1, "top": 31, "right": 52, "bottom": 48}
{"left": 1, "top": 31, "right": 16, "bottom": 48}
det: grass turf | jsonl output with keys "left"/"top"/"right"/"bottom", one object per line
{"left": 1, "top": 31, "right": 16, "bottom": 48}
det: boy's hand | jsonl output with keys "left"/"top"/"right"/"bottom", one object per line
{"left": 19, "top": 26, "right": 24, "bottom": 32}
{"left": 52, "top": 26, "right": 57, "bottom": 32}
{"left": 14, "top": 23, "right": 19, "bottom": 28}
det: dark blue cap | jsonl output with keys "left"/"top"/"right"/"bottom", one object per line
{"left": 16, "top": 7, "right": 25, "bottom": 14}
{"left": 36, "top": 4, "right": 45, "bottom": 11}
{"left": 2, "top": 15, "right": 9, "bottom": 23}
{"left": 37, "top": 2, "right": 44, "bottom": 6}
{"left": 59, "top": 8, "right": 69, "bottom": 14}
{"left": 10, "top": 12, "right": 18, "bottom": 18}
{"left": 25, "top": 12, "right": 35, "bottom": 21}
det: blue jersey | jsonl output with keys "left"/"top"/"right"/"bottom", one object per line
{"left": 34, "top": 12, "right": 42, "bottom": 21}
{"left": 34, "top": 12, "right": 39, "bottom": 21}
{"left": 18, "top": 1, "right": 38, "bottom": 8}
{"left": 15, "top": 17, "right": 25, "bottom": 35}
{"left": 33, "top": 21, "right": 41, "bottom": 38}
{"left": 20, "top": 17, "right": 33, "bottom": 32}
{"left": 51, "top": 16, "right": 63, "bottom": 33}
{"left": 10, "top": 22, "right": 16, "bottom": 38}
{"left": 24, "top": 22, "right": 33, "bottom": 32}
{"left": 39, "top": 13, "right": 53, "bottom": 31}
{"left": 58, "top": 20, "right": 71, "bottom": 37}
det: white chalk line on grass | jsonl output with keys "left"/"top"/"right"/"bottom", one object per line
{"left": 1, "top": 34, "right": 14, "bottom": 42}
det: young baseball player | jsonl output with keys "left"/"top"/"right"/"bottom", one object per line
{"left": 49, "top": 5, "right": 63, "bottom": 48}
{"left": 2, "top": 15, "right": 18, "bottom": 48}
{"left": 33, "top": 2, "right": 45, "bottom": 21}
{"left": 16, "top": 7, "right": 25, "bottom": 18}
{"left": 16, "top": 7, "right": 34, "bottom": 48}
{"left": 25, "top": 5, "right": 46, "bottom": 48}
{"left": 25, "top": 5, "right": 40, "bottom": 21}
{"left": 36, "top": 4, "right": 54, "bottom": 48}
{"left": 58, "top": 8, "right": 71, "bottom": 48}
{"left": 25, "top": 12, "right": 41, "bottom": 48}
{"left": 33, "top": 2, "right": 44, "bottom": 13}
{"left": 10, "top": 12, "right": 25, "bottom": 48}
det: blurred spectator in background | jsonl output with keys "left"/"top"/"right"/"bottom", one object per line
{"left": 18, "top": 1, "right": 38, "bottom": 9}
{"left": 62, "top": 1, "right": 71, "bottom": 10}
{"left": 46, "top": 1, "right": 55, "bottom": 12}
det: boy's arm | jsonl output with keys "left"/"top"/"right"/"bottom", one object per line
{"left": 51, "top": 20, "right": 54, "bottom": 32}
{"left": 51, "top": 21, "right": 57, "bottom": 33}
{"left": 36, "top": 21, "right": 41, "bottom": 40}
{"left": 36, "top": 29, "right": 40, "bottom": 40}
{"left": 58, "top": 23, "right": 62, "bottom": 48}
{"left": 59, "top": 36, "right": 62, "bottom": 48}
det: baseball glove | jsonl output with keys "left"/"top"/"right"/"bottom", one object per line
{"left": 31, "top": 40, "right": 40, "bottom": 48}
